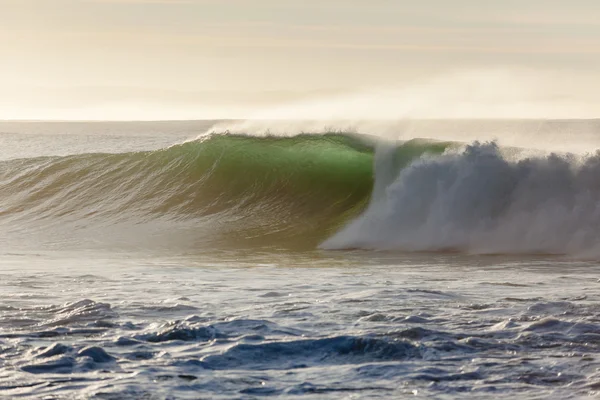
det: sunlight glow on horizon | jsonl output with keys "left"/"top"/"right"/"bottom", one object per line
{"left": 1, "top": 0, "right": 600, "bottom": 120}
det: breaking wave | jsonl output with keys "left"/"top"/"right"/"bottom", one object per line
{"left": 324, "top": 141, "right": 600, "bottom": 257}
{"left": 3, "top": 130, "right": 600, "bottom": 256}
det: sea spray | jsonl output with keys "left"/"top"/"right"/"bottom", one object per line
{"left": 323, "top": 141, "right": 600, "bottom": 257}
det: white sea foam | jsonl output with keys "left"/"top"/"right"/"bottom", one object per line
{"left": 322, "top": 141, "right": 600, "bottom": 257}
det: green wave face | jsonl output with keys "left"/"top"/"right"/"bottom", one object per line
{"left": 0, "top": 133, "right": 452, "bottom": 249}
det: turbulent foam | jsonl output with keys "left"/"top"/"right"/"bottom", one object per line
{"left": 324, "top": 141, "right": 600, "bottom": 257}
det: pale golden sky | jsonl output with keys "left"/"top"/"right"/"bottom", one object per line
{"left": 1, "top": 0, "right": 600, "bottom": 119}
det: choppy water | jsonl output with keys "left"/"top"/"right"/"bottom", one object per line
{"left": 2, "top": 120, "right": 600, "bottom": 399}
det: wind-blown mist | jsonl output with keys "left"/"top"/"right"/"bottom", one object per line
{"left": 3, "top": 69, "right": 599, "bottom": 124}
{"left": 205, "top": 69, "right": 600, "bottom": 152}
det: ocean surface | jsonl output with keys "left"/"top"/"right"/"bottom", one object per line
{"left": 2, "top": 119, "right": 600, "bottom": 399}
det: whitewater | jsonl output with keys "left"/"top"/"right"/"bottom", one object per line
{"left": 2, "top": 119, "right": 600, "bottom": 399}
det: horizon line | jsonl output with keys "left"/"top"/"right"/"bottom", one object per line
{"left": 1, "top": 117, "right": 599, "bottom": 123}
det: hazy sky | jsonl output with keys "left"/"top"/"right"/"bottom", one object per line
{"left": 2, "top": 0, "right": 600, "bottom": 119}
